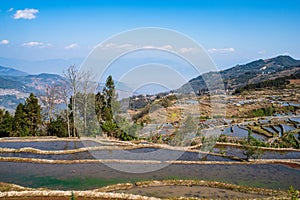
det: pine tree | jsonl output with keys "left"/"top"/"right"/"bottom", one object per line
{"left": 95, "top": 92, "right": 105, "bottom": 123}
{"left": 24, "top": 93, "right": 42, "bottom": 136}
{"left": 0, "top": 111, "right": 13, "bottom": 137}
{"left": 95, "top": 76, "right": 135, "bottom": 140}
{"left": 95, "top": 75, "right": 119, "bottom": 137}
{"left": 102, "top": 75, "right": 115, "bottom": 121}
{"left": 13, "top": 103, "right": 29, "bottom": 136}
{"left": 47, "top": 116, "right": 68, "bottom": 137}
{"left": 0, "top": 109, "right": 4, "bottom": 122}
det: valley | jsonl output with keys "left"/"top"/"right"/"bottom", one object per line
{"left": 0, "top": 55, "right": 299, "bottom": 199}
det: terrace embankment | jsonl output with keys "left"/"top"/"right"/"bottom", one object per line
{"left": 0, "top": 137, "right": 299, "bottom": 192}
{"left": 0, "top": 180, "right": 290, "bottom": 199}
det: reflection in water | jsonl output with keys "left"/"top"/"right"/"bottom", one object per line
{"left": 0, "top": 140, "right": 299, "bottom": 191}
{"left": 290, "top": 117, "right": 300, "bottom": 123}
{"left": 0, "top": 161, "right": 299, "bottom": 190}
{"left": 214, "top": 145, "right": 300, "bottom": 159}
{"left": 281, "top": 124, "right": 296, "bottom": 132}
{"left": 0, "top": 140, "right": 102, "bottom": 150}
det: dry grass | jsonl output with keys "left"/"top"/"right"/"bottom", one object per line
{"left": 0, "top": 180, "right": 290, "bottom": 200}
{"left": 0, "top": 183, "right": 32, "bottom": 192}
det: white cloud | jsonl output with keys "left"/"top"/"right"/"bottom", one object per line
{"left": 65, "top": 43, "right": 79, "bottom": 50}
{"left": 161, "top": 45, "right": 173, "bottom": 50}
{"left": 142, "top": 45, "right": 156, "bottom": 49}
{"left": 0, "top": 40, "right": 9, "bottom": 45}
{"left": 13, "top": 8, "right": 39, "bottom": 20}
{"left": 179, "top": 47, "right": 195, "bottom": 53}
{"left": 117, "top": 43, "right": 135, "bottom": 49}
{"left": 208, "top": 47, "right": 235, "bottom": 53}
{"left": 22, "top": 41, "right": 52, "bottom": 48}
{"left": 101, "top": 43, "right": 136, "bottom": 50}
{"left": 142, "top": 45, "right": 174, "bottom": 51}
{"left": 8, "top": 8, "right": 14, "bottom": 12}
{"left": 99, "top": 43, "right": 174, "bottom": 51}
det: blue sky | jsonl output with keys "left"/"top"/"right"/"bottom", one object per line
{"left": 0, "top": 0, "right": 300, "bottom": 73}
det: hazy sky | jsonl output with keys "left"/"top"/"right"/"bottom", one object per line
{"left": 0, "top": 0, "right": 300, "bottom": 71}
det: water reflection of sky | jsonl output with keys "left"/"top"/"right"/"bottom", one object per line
{"left": 290, "top": 117, "right": 300, "bottom": 123}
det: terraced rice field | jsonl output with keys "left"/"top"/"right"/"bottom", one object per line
{"left": 0, "top": 138, "right": 299, "bottom": 199}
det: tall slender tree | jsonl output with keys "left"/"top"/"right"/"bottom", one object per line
{"left": 95, "top": 75, "right": 120, "bottom": 137}
{"left": 58, "top": 84, "right": 71, "bottom": 137}
{"left": 0, "top": 109, "right": 4, "bottom": 122}
{"left": 63, "top": 65, "right": 82, "bottom": 138}
{"left": 13, "top": 103, "right": 28, "bottom": 136}
{"left": 24, "top": 93, "right": 42, "bottom": 136}
{"left": 41, "top": 85, "right": 59, "bottom": 122}
{"left": 0, "top": 111, "right": 13, "bottom": 137}
{"left": 78, "top": 70, "right": 95, "bottom": 135}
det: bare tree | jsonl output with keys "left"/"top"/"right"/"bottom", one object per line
{"left": 63, "top": 65, "right": 81, "bottom": 138}
{"left": 41, "top": 85, "right": 59, "bottom": 122}
{"left": 79, "top": 70, "right": 96, "bottom": 135}
{"left": 58, "top": 84, "right": 71, "bottom": 137}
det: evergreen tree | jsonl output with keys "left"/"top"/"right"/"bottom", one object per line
{"left": 95, "top": 76, "right": 135, "bottom": 140}
{"left": 0, "top": 109, "right": 4, "bottom": 122}
{"left": 24, "top": 93, "right": 42, "bottom": 136}
{"left": 102, "top": 75, "right": 116, "bottom": 121}
{"left": 47, "top": 116, "right": 68, "bottom": 137}
{"left": 95, "top": 75, "right": 119, "bottom": 137}
{"left": 13, "top": 103, "right": 29, "bottom": 136}
{"left": 95, "top": 92, "right": 105, "bottom": 123}
{"left": 0, "top": 111, "right": 13, "bottom": 137}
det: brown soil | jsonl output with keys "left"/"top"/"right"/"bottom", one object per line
{"left": 0, "top": 180, "right": 289, "bottom": 200}
{"left": 0, "top": 198, "right": 68, "bottom": 200}
{"left": 121, "top": 185, "right": 277, "bottom": 199}
{"left": 0, "top": 197, "right": 130, "bottom": 200}
{"left": 0, "top": 198, "right": 122, "bottom": 200}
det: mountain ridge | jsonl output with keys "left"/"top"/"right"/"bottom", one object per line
{"left": 1, "top": 55, "right": 300, "bottom": 111}
{"left": 0, "top": 65, "right": 29, "bottom": 77}
{"left": 0, "top": 71, "right": 67, "bottom": 111}
{"left": 0, "top": 57, "right": 83, "bottom": 75}
{"left": 178, "top": 55, "right": 300, "bottom": 93}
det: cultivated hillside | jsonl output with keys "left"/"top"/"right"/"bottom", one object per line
{"left": 178, "top": 55, "right": 300, "bottom": 94}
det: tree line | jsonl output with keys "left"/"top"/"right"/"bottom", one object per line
{"left": 233, "top": 71, "right": 300, "bottom": 94}
{"left": 0, "top": 93, "right": 42, "bottom": 137}
{"left": 0, "top": 65, "right": 137, "bottom": 140}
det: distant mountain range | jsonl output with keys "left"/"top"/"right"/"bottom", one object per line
{"left": 1, "top": 55, "right": 300, "bottom": 111}
{"left": 0, "top": 57, "right": 83, "bottom": 74}
{"left": 0, "top": 65, "right": 133, "bottom": 111}
{"left": 0, "top": 67, "right": 65, "bottom": 93}
{"left": 0, "top": 66, "right": 29, "bottom": 77}
{"left": 0, "top": 67, "right": 66, "bottom": 111}
{"left": 178, "top": 55, "right": 300, "bottom": 93}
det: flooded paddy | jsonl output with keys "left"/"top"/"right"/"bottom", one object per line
{"left": 0, "top": 139, "right": 299, "bottom": 192}
{"left": 0, "top": 140, "right": 102, "bottom": 150}
{"left": 214, "top": 144, "right": 300, "bottom": 159}
{"left": 221, "top": 125, "right": 268, "bottom": 141}
{"left": 0, "top": 148, "right": 235, "bottom": 162}
{"left": 290, "top": 117, "right": 300, "bottom": 123}
{"left": 0, "top": 161, "right": 299, "bottom": 190}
